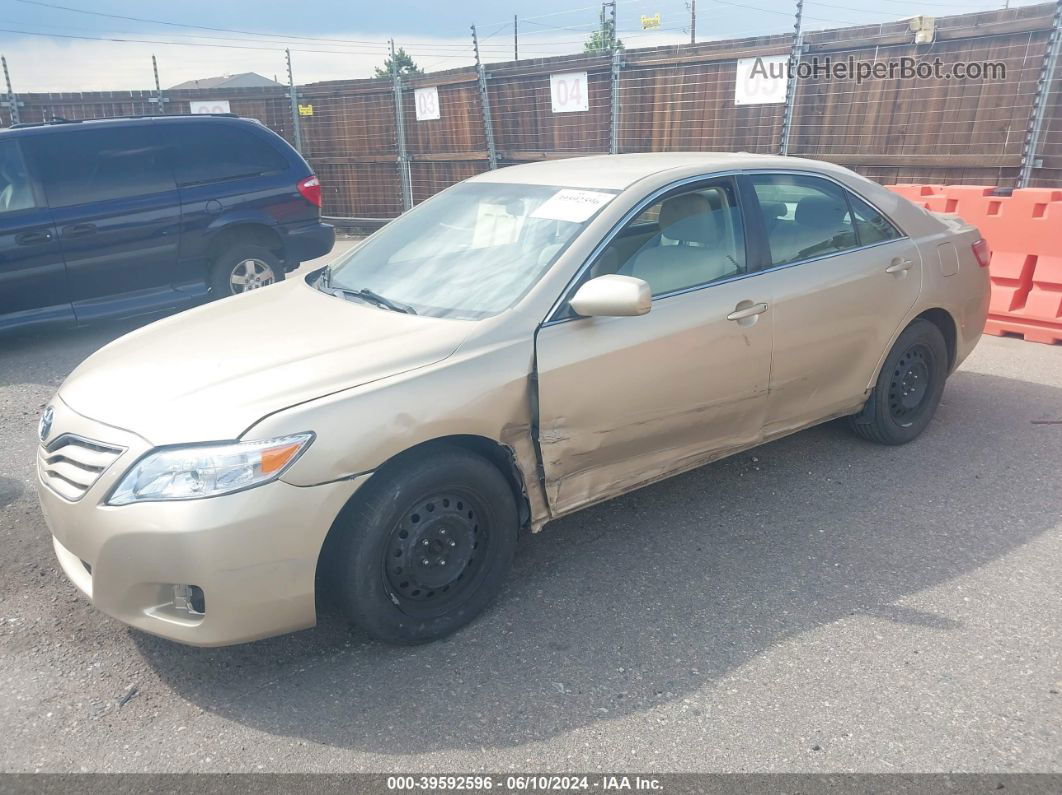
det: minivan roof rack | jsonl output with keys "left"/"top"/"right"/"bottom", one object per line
{"left": 10, "top": 117, "right": 80, "bottom": 128}
{"left": 7, "top": 112, "right": 240, "bottom": 129}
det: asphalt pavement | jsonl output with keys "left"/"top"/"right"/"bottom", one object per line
{"left": 0, "top": 266, "right": 1059, "bottom": 772}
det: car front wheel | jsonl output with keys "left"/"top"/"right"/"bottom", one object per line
{"left": 849, "top": 318, "right": 948, "bottom": 445}
{"left": 330, "top": 446, "right": 518, "bottom": 644}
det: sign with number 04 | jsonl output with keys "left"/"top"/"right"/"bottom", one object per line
{"left": 550, "top": 72, "right": 589, "bottom": 113}
{"left": 414, "top": 87, "right": 441, "bottom": 121}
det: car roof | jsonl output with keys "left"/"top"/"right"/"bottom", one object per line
{"left": 470, "top": 152, "right": 845, "bottom": 191}
{"left": 0, "top": 114, "right": 256, "bottom": 137}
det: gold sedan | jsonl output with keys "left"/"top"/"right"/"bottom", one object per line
{"left": 36, "top": 153, "right": 990, "bottom": 646}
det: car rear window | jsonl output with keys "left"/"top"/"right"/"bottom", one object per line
{"left": 171, "top": 124, "right": 289, "bottom": 186}
{"left": 31, "top": 126, "right": 175, "bottom": 208}
{"left": 749, "top": 174, "right": 860, "bottom": 266}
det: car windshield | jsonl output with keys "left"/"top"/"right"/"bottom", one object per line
{"left": 320, "top": 182, "right": 617, "bottom": 320}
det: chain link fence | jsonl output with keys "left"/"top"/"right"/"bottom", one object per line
{"left": 2, "top": 2, "right": 1060, "bottom": 220}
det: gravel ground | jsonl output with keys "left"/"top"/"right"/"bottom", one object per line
{"left": 0, "top": 270, "right": 1059, "bottom": 772}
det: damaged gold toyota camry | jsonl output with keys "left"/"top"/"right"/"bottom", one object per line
{"left": 37, "top": 153, "right": 990, "bottom": 646}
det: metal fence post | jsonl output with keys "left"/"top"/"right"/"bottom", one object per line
{"left": 1018, "top": 0, "right": 1062, "bottom": 188}
{"left": 2, "top": 56, "right": 20, "bottom": 126}
{"left": 471, "top": 25, "right": 499, "bottom": 170}
{"left": 151, "top": 55, "right": 166, "bottom": 114}
{"left": 610, "top": 48, "right": 623, "bottom": 154}
{"left": 778, "top": 0, "right": 804, "bottom": 156}
{"left": 390, "top": 40, "right": 413, "bottom": 211}
{"left": 285, "top": 48, "right": 303, "bottom": 153}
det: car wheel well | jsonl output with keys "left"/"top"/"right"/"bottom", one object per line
{"left": 916, "top": 308, "right": 957, "bottom": 371}
{"left": 207, "top": 224, "right": 284, "bottom": 269}
{"left": 314, "top": 435, "right": 532, "bottom": 604}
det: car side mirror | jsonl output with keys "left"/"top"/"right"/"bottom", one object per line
{"left": 569, "top": 274, "right": 652, "bottom": 318}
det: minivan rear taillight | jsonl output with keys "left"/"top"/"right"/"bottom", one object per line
{"left": 972, "top": 238, "right": 991, "bottom": 268}
{"left": 297, "top": 175, "right": 321, "bottom": 208}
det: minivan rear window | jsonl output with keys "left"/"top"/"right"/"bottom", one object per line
{"left": 32, "top": 126, "right": 175, "bottom": 208}
{"left": 171, "top": 124, "right": 289, "bottom": 187}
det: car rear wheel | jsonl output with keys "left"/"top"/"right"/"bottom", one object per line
{"left": 210, "top": 244, "right": 284, "bottom": 297}
{"left": 330, "top": 447, "right": 518, "bottom": 645}
{"left": 848, "top": 318, "right": 948, "bottom": 445}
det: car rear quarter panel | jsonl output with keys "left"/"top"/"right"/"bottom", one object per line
{"left": 911, "top": 215, "right": 990, "bottom": 370}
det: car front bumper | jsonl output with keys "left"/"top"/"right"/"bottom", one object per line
{"left": 37, "top": 397, "right": 364, "bottom": 647}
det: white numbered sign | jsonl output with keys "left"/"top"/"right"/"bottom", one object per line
{"left": 550, "top": 72, "right": 589, "bottom": 113}
{"left": 734, "top": 56, "right": 788, "bottom": 105}
{"left": 189, "top": 99, "right": 231, "bottom": 114}
{"left": 414, "top": 87, "right": 440, "bottom": 121}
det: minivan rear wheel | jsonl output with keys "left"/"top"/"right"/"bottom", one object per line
{"left": 848, "top": 318, "right": 948, "bottom": 445}
{"left": 330, "top": 447, "right": 518, "bottom": 645}
{"left": 210, "top": 244, "right": 284, "bottom": 297}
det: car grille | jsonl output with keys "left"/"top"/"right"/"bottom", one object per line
{"left": 38, "top": 435, "right": 125, "bottom": 502}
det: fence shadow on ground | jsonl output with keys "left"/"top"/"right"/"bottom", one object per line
{"left": 134, "top": 369, "right": 1061, "bottom": 754}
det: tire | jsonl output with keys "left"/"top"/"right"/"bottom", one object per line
{"left": 848, "top": 318, "right": 948, "bottom": 445}
{"left": 331, "top": 446, "right": 518, "bottom": 645}
{"left": 209, "top": 244, "right": 284, "bottom": 298}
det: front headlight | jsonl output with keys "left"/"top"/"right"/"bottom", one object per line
{"left": 107, "top": 433, "right": 313, "bottom": 506}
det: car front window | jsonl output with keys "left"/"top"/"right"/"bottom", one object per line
{"left": 322, "top": 182, "right": 617, "bottom": 320}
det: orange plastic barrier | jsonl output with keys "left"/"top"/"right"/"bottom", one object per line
{"left": 886, "top": 184, "right": 1062, "bottom": 345}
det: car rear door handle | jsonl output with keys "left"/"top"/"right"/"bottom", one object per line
{"left": 62, "top": 222, "right": 98, "bottom": 239}
{"left": 15, "top": 229, "right": 53, "bottom": 245}
{"left": 726, "top": 302, "right": 768, "bottom": 321}
{"left": 885, "top": 257, "right": 913, "bottom": 274}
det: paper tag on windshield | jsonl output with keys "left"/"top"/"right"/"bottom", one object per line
{"left": 531, "top": 189, "right": 614, "bottom": 223}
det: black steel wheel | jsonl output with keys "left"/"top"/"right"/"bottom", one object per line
{"left": 329, "top": 446, "right": 518, "bottom": 644}
{"left": 383, "top": 491, "right": 491, "bottom": 617}
{"left": 887, "top": 343, "right": 932, "bottom": 425}
{"left": 849, "top": 318, "right": 948, "bottom": 445}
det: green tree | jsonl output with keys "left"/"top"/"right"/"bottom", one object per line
{"left": 583, "top": 12, "right": 623, "bottom": 54}
{"left": 374, "top": 48, "right": 423, "bottom": 78}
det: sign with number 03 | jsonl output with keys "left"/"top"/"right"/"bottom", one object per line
{"left": 734, "top": 56, "right": 788, "bottom": 105}
{"left": 550, "top": 72, "right": 589, "bottom": 113}
{"left": 414, "top": 87, "right": 441, "bottom": 121}
{"left": 189, "top": 100, "right": 231, "bottom": 114}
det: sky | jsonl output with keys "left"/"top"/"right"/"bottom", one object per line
{"left": 0, "top": 0, "right": 1044, "bottom": 92}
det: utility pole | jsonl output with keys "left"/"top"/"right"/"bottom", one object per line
{"left": 285, "top": 48, "right": 302, "bottom": 153}
{"left": 514, "top": 15, "right": 518, "bottom": 61}
{"left": 778, "top": 0, "right": 804, "bottom": 156}
{"left": 471, "top": 25, "right": 498, "bottom": 170}
{"left": 2, "top": 55, "right": 19, "bottom": 126}
{"left": 690, "top": 0, "right": 697, "bottom": 44}
{"left": 151, "top": 54, "right": 165, "bottom": 114}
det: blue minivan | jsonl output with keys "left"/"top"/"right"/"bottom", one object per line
{"left": 0, "top": 114, "right": 334, "bottom": 334}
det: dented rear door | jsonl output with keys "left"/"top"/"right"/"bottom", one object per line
{"left": 534, "top": 278, "right": 773, "bottom": 516}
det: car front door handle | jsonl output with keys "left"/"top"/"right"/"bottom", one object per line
{"left": 885, "top": 257, "right": 913, "bottom": 274}
{"left": 62, "top": 223, "right": 98, "bottom": 239}
{"left": 726, "top": 302, "right": 769, "bottom": 321}
{"left": 15, "top": 229, "right": 53, "bottom": 245}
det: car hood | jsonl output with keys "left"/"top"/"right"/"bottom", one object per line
{"left": 58, "top": 278, "right": 472, "bottom": 445}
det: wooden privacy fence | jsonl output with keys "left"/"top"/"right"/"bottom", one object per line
{"left": 2, "top": 2, "right": 1060, "bottom": 219}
